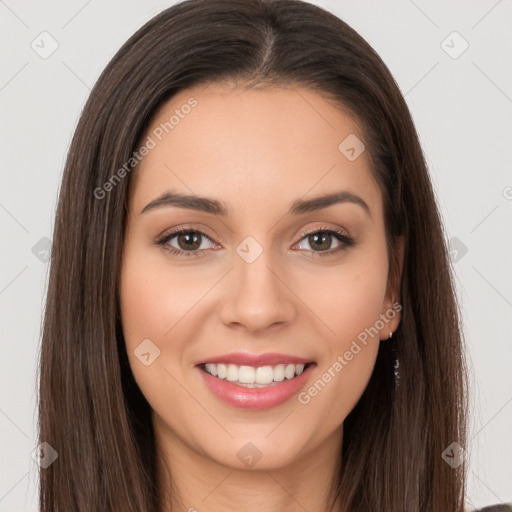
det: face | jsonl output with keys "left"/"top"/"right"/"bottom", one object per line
{"left": 120, "top": 82, "right": 402, "bottom": 472}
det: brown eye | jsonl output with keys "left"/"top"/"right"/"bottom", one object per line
{"left": 294, "top": 228, "right": 355, "bottom": 256}
{"left": 156, "top": 228, "right": 217, "bottom": 257}
{"left": 175, "top": 231, "right": 202, "bottom": 251}
{"left": 307, "top": 232, "right": 333, "bottom": 251}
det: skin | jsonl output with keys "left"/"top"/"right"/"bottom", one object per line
{"left": 120, "top": 82, "right": 404, "bottom": 512}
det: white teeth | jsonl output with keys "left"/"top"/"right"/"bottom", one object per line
{"left": 217, "top": 363, "right": 227, "bottom": 379}
{"left": 205, "top": 363, "right": 217, "bottom": 376}
{"left": 284, "top": 364, "right": 295, "bottom": 379}
{"left": 238, "top": 365, "right": 255, "bottom": 383}
{"left": 273, "top": 364, "right": 285, "bottom": 382}
{"left": 203, "top": 362, "right": 310, "bottom": 384}
{"left": 226, "top": 364, "right": 238, "bottom": 382}
{"left": 255, "top": 366, "right": 274, "bottom": 384}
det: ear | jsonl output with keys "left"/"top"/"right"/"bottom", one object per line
{"left": 379, "top": 235, "right": 404, "bottom": 340}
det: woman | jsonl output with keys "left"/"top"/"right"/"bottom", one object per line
{"left": 37, "top": 0, "right": 506, "bottom": 510}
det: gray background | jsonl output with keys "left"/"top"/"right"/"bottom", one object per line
{"left": 1, "top": 0, "right": 511, "bottom": 510}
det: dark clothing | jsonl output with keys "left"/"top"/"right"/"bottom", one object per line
{"left": 475, "top": 505, "right": 512, "bottom": 512}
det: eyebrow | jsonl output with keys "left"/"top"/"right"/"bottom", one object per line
{"left": 140, "top": 189, "right": 371, "bottom": 218}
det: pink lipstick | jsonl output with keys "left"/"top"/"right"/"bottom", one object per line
{"left": 195, "top": 352, "right": 316, "bottom": 410}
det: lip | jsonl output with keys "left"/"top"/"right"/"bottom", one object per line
{"left": 195, "top": 352, "right": 313, "bottom": 367}
{"left": 197, "top": 361, "right": 317, "bottom": 410}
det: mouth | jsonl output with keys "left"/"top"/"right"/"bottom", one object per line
{"left": 195, "top": 353, "right": 317, "bottom": 410}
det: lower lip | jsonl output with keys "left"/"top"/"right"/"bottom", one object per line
{"left": 198, "top": 364, "right": 316, "bottom": 410}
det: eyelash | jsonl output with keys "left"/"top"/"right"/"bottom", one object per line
{"left": 155, "top": 226, "right": 355, "bottom": 258}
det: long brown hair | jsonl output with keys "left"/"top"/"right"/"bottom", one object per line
{"left": 38, "top": 0, "right": 468, "bottom": 510}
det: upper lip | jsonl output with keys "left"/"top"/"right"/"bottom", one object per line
{"left": 195, "top": 352, "right": 314, "bottom": 367}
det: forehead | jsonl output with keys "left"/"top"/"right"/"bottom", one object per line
{"left": 128, "top": 83, "right": 382, "bottom": 220}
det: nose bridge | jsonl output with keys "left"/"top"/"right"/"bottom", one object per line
{"left": 220, "top": 234, "right": 295, "bottom": 331}
{"left": 235, "top": 235, "right": 277, "bottom": 290}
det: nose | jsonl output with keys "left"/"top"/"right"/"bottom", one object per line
{"left": 219, "top": 243, "right": 296, "bottom": 334}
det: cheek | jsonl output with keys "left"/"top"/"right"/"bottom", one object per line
{"left": 291, "top": 252, "right": 388, "bottom": 420}
{"left": 120, "top": 247, "right": 205, "bottom": 348}
{"left": 119, "top": 248, "right": 194, "bottom": 393}
{"left": 294, "top": 250, "right": 389, "bottom": 347}
{"left": 119, "top": 250, "right": 208, "bottom": 437}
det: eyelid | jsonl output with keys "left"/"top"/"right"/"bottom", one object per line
{"left": 297, "top": 224, "right": 350, "bottom": 239}
{"left": 155, "top": 223, "right": 217, "bottom": 243}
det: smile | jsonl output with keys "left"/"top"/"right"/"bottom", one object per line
{"left": 195, "top": 353, "right": 316, "bottom": 410}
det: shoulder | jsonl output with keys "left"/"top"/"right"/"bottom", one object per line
{"left": 473, "top": 505, "right": 512, "bottom": 512}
